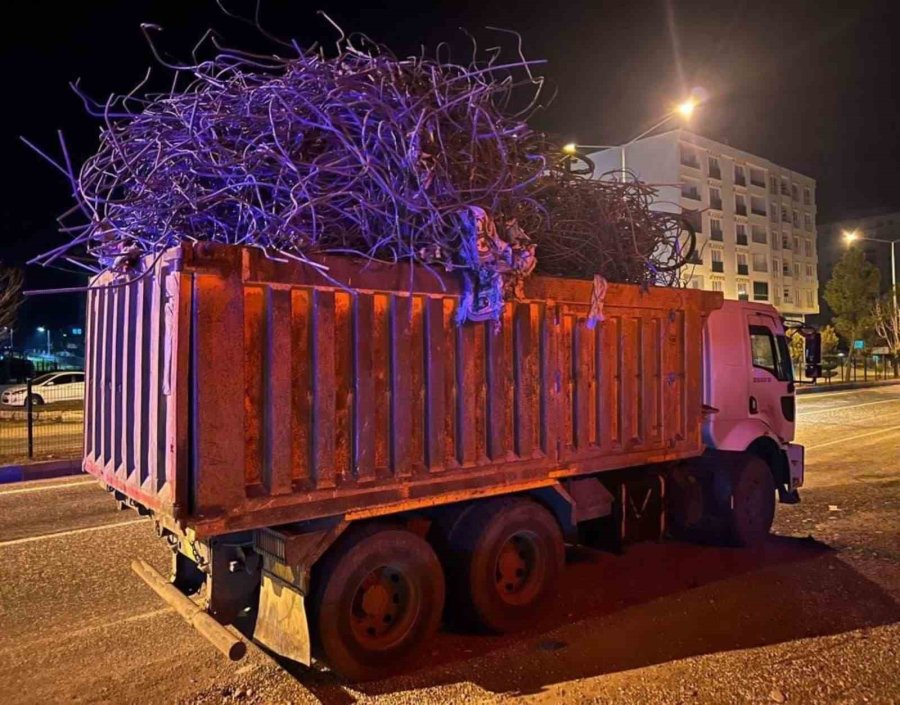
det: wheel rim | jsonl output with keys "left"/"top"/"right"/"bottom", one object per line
{"left": 349, "top": 565, "right": 417, "bottom": 650}
{"left": 494, "top": 531, "right": 542, "bottom": 606}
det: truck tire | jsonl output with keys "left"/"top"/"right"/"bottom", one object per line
{"left": 726, "top": 454, "right": 776, "bottom": 547}
{"left": 309, "top": 523, "right": 445, "bottom": 682}
{"left": 441, "top": 497, "right": 564, "bottom": 633}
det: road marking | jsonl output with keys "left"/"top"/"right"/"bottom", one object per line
{"left": 798, "top": 398, "right": 900, "bottom": 416}
{"left": 798, "top": 386, "right": 900, "bottom": 400}
{"left": 0, "top": 519, "right": 146, "bottom": 549}
{"left": 806, "top": 425, "right": 900, "bottom": 451}
{"left": 0, "top": 478, "right": 94, "bottom": 496}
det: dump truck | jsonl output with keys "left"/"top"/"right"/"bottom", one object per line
{"left": 83, "top": 243, "right": 810, "bottom": 680}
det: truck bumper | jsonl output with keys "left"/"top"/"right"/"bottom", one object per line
{"left": 786, "top": 443, "right": 805, "bottom": 490}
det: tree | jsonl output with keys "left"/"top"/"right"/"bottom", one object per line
{"left": 0, "top": 263, "right": 23, "bottom": 332}
{"left": 823, "top": 248, "right": 881, "bottom": 351}
{"left": 820, "top": 324, "right": 839, "bottom": 356}
{"left": 873, "top": 287, "right": 900, "bottom": 357}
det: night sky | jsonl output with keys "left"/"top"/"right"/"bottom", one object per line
{"left": 2, "top": 0, "right": 898, "bottom": 333}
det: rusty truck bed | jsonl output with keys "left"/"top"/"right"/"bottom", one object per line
{"left": 83, "top": 243, "right": 722, "bottom": 537}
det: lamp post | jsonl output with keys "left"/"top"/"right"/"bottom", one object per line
{"left": 563, "top": 97, "right": 699, "bottom": 181}
{"left": 843, "top": 229, "right": 898, "bottom": 315}
{"left": 36, "top": 326, "right": 50, "bottom": 356}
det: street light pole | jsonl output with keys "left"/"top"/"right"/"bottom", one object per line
{"left": 36, "top": 326, "right": 50, "bottom": 356}
{"left": 563, "top": 97, "right": 699, "bottom": 182}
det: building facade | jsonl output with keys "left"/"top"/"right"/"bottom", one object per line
{"left": 588, "top": 130, "right": 819, "bottom": 318}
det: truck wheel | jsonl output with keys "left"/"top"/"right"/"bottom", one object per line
{"left": 442, "top": 497, "right": 564, "bottom": 633}
{"left": 727, "top": 455, "right": 776, "bottom": 547}
{"left": 310, "top": 523, "right": 444, "bottom": 682}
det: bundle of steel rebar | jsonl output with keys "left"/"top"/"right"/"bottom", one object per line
{"left": 27, "top": 18, "right": 694, "bottom": 320}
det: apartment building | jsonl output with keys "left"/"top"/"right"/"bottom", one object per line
{"left": 588, "top": 129, "right": 819, "bottom": 319}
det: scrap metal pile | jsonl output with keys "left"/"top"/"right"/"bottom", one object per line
{"left": 30, "top": 20, "right": 694, "bottom": 322}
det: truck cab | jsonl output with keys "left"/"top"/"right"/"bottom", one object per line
{"left": 703, "top": 300, "right": 805, "bottom": 500}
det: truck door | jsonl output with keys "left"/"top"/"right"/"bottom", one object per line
{"left": 746, "top": 313, "right": 795, "bottom": 440}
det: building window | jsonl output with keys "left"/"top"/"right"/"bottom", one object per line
{"left": 781, "top": 205, "right": 790, "bottom": 223}
{"left": 753, "top": 281, "right": 769, "bottom": 301}
{"left": 769, "top": 175, "right": 778, "bottom": 194}
{"left": 806, "top": 264, "right": 814, "bottom": 277}
{"left": 710, "top": 186, "right": 722, "bottom": 210}
{"left": 772, "top": 232, "right": 781, "bottom": 250}
{"left": 750, "top": 168, "right": 766, "bottom": 187}
{"left": 681, "top": 145, "right": 699, "bottom": 168}
{"left": 793, "top": 262, "right": 801, "bottom": 278}
{"left": 711, "top": 279, "right": 723, "bottom": 292}
{"left": 681, "top": 180, "right": 701, "bottom": 200}
{"left": 793, "top": 210, "right": 800, "bottom": 228}
{"left": 751, "top": 225, "right": 768, "bottom": 244}
{"left": 734, "top": 165, "right": 746, "bottom": 186}
{"left": 804, "top": 212, "right": 812, "bottom": 230}
{"left": 735, "top": 194, "right": 747, "bottom": 216}
{"left": 803, "top": 187, "right": 811, "bottom": 205}
{"left": 737, "top": 281, "right": 749, "bottom": 300}
{"left": 710, "top": 218, "right": 723, "bottom": 241}
{"left": 752, "top": 253, "right": 768, "bottom": 272}
{"left": 781, "top": 177, "right": 790, "bottom": 196}
{"left": 711, "top": 248, "right": 724, "bottom": 272}
{"left": 736, "top": 223, "right": 748, "bottom": 246}
{"left": 737, "top": 253, "right": 749, "bottom": 275}
{"left": 770, "top": 206, "right": 778, "bottom": 223}
{"left": 783, "top": 286, "right": 791, "bottom": 302}
{"left": 793, "top": 236, "right": 800, "bottom": 251}
{"left": 708, "top": 156, "right": 721, "bottom": 179}
{"left": 750, "top": 196, "right": 767, "bottom": 216}
{"left": 773, "top": 257, "right": 780, "bottom": 274}
{"left": 805, "top": 290, "right": 814, "bottom": 308}
{"left": 804, "top": 240, "right": 813, "bottom": 257}
{"left": 792, "top": 184, "right": 800, "bottom": 201}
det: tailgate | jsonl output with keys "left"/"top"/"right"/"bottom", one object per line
{"left": 83, "top": 248, "right": 188, "bottom": 517}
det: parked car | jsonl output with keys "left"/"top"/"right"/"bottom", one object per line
{"left": 0, "top": 371, "right": 85, "bottom": 406}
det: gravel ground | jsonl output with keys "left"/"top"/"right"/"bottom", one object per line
{"left": 0, "top": 387, "right": 897, "bottom": 704}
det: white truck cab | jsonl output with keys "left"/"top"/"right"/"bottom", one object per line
{"left": 703, "top": 300, "right": 805, "bottom": 501}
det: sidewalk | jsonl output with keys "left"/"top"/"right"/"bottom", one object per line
{"left": 796, "top": 378, "right": 900, "bottom": 395}
{"left": 0, "top": 458, "right": 83, "bottom": 484}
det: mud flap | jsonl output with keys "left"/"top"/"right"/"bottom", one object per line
{"left": 254, "top": 565, "right": 311, "bottom": 665}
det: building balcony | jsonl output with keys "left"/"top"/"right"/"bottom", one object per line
{"left": 736, "top": 205, "right": 747, "bottom": 216}
{"left": 710, "top": 229, "right": 723, "bottom": 242}
{"left": 750, "top": 178, "right": 766, "bottom": 188}
{"left": 708, "top": 167, "right": 722, "bottom": 180}
{"left": 736, "top": 234, "right": 749, "bottom": 246}
{"left": 709, "top": 197, "right": 723, "bottom": 210}
{"left": 687, "top": 253, "right": 703, "bottom": 265}
{"left": 681, "top": 156, "right": 700, "bottom": 169}
{"left": 737, "top": 264, "right": 749, "bottom": 275}
{"left": 712, "top": 261, "right": 724, "bottom": 273}
{"left": 751, "top": 208, "right": 767, "bottom": 216}
{"left": 735, "top": 175, "right": 746, "bottom": 187}
{"left": 682, "top": 189, "right": 701, "bottom": 201}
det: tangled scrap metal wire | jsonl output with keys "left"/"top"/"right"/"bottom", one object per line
{"left": 27, "top": 17, "right": 695, "bottom": 322}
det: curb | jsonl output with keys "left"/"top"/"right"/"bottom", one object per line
{"left": 796, "top": 379, "right": 900, "bottom": 395}
{"left": 0, "top": 459, "right": 83, "bottom": 485}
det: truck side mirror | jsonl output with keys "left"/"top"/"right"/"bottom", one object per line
{"left": 803, "top": 331, "right": 821, "bottom": 365}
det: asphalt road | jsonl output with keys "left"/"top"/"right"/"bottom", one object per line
{"left": 0, "top": 387, "right": 898, "bottom": 705}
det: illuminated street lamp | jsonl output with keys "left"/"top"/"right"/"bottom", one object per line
{"left": 844, "top": 229, "right": 898, "bottom": 316}
{"left": 36, "top": 326, "right": 50, "bottom": 355}
{"left": 564, "top": 95, "right": 702, "bottom": 180}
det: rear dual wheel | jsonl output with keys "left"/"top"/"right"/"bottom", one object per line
{"left": 439, "top": 497, "right": 565, "bottom": 633}
{"left": 310, "top": 524, "right": 444, "bottom": 682}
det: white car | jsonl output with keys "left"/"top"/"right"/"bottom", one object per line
{"left": 0, "top": 371, "right": 85, "bottom": 406}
